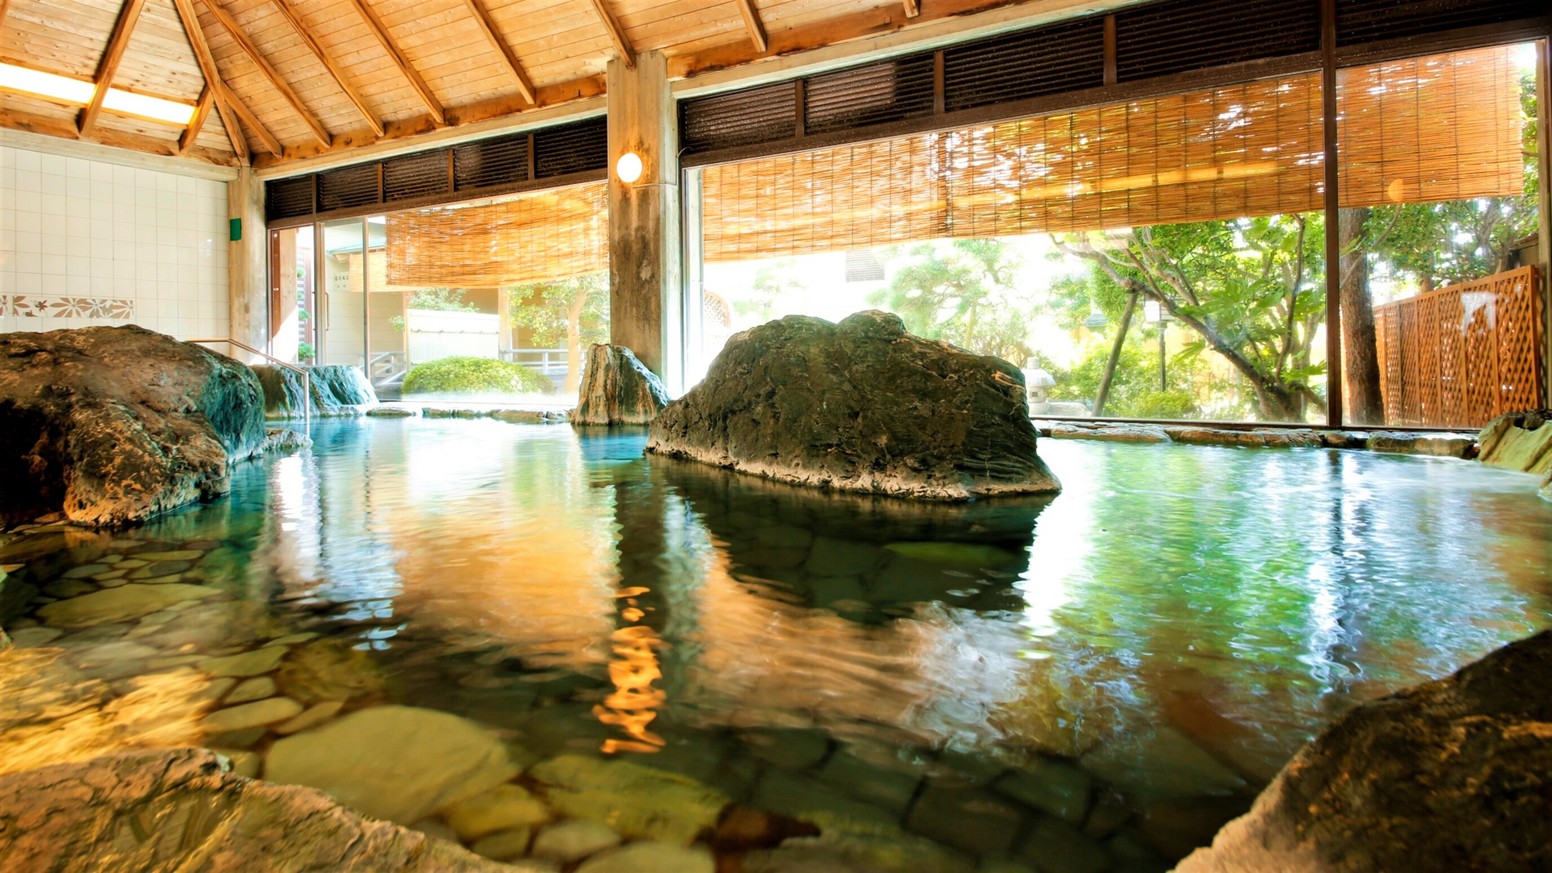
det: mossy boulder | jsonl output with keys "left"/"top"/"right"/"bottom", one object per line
{"left": 252, "top": 364, "right": 377, "bottom": 418}
{"left": 0, "top": 325, "right": 265, "bottom": 526}
{"left": 647, "top": 311, "right": 1060, "bottom": 500}
{"left": 402, "top": 357, "right": 551, "bottom": 396}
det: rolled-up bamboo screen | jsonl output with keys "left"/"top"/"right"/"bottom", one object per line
{"left": 703, "top": 45, "right": 1525, "bottom": 262}
{"left": 385, "top": 182, "right": 608, "bottom": 288}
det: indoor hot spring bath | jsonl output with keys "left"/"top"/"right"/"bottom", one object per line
{"left": 1, "top": 417, "right": 1549, "bottom": 872}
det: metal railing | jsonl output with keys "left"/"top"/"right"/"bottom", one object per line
{"left": 369, "top": 350, "right": 408, "bottom": 388}
{"left": 499, "top": 347, "right": 569, "bottom": 377}
{"left": 187, "top": 338, "right": 312, "bottom": 426}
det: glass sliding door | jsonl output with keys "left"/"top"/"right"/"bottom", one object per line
{"left": 319, "top": 218, "right": 367, "bottom": 368}
{"left": 268, "top": 225, "right": 315, "bottom": 365}
{"left": 364, "top": 215, "right": 410, "bottom": 399}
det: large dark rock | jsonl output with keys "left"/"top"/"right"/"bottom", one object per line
{"left": 0, "top": 749, "right": 512, "bottom": 871}
{"left": 1177, "top": 630, "right": 1552, "bottom": 872}
{"left": 0, "top": 326, "right": 265, "bottom": 527}
{"left": 252, "top": 364, "right": 378, "bottom": 419}
{"left": 647, "top": 311, "right": 1060, "bottom": 500}
{"left": 1477, "top": 409, "right": 1552, "bottom": 475}
{"left": 573, "top": 344, "right": 669, "bottom": 426}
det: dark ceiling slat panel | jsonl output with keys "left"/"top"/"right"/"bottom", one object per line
{"left": 316, "top": 163, "right": 380, "bottom": 212}
{"left": 1336, "top": 0, "right": 1548, "bottom": 46}
{"left": 454, "top": 135, "right": 529, "bottom": 191}
{"left": 1114, "top": 0, "right": 1320, "bottom": 82}
{"left": 534, "top": 116, "right": 608, "bottom": 179}
{"left": 805, "top": 53, "right": 936, "bottom": 136}
{"left": 944, "top": 16, "right": 1105, "bottom": 113}
{"left": 383, "top": 150, "right": 450, "bottom": 202}
{"left": 680, "top": 82, "right": 797, "bottom": 154}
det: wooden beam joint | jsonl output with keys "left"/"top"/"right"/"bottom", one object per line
{"left": 79, "top": 0, "right": 151, "bottom": 136}
{"left": 588, "top": 0, "right": 637, "bottom": 69}
{"left": 733, "top": 0, "right": 768, "bottom": 54}
{"left": 464, "top": 0, "right": 537, "bottom": 104}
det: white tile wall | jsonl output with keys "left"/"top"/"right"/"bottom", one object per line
{"left": 0, "top": 145, "right": 229, "bottom": 339}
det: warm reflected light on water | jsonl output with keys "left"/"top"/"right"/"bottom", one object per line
{"left": 597, "top": 624, "right": 669, "bottom": 754}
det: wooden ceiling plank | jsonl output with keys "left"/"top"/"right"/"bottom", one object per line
{"left": 346, "top": 0, "right": 446, "bottom": 125}
{"left": 78, "top": 0, "right": 152, "bottom": 136}
{"left": 221, "top": 82, "right": 282, "bottom": 154}
{"left": 586, "top": 0, "right": 636, "bottom": 68}
{"left": 902, "top": 0, "right": 920, "bottom": 19}
{"left": 268, "top": 0, "right": 384, "bottom": 136}
{"left": 178, "top": 83, "right": 214, "bottom": 153}
{"left": 170, "top": 0, "right": 248, "bottom": 160}
{"left": 0, "top": 0, "right": 11, "bottom": 31}
{"left": 731, "top": 0, "right": 768, "bottom": 53}
{"left": 201, "top": 0, "right": 332, "bottom": 147}
{"left": 462, "top": 0, "right": 536, "bottom": 104}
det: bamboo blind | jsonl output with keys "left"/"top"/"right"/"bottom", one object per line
{"left": 1373, "top": 266, "right": 1544, "bottom": 428}
{"left": 385, "top": 182, "right": 609, "bottom": 288}
{"left": 703, "top": 45, "right": 1524, "bottom": 261}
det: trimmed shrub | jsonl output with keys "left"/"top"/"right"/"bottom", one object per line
{"left": 401, "top": 356, "right": 552, "bottom": 396}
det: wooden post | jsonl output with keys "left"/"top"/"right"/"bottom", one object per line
{"left": 228, "top": 168, "right": 269, "bottom": 363}
{"left": 1538, "top": 40, "right": 1551, "bottom": 408}
{"left": 606, "top": 51, "right": 681, "bottom": 388}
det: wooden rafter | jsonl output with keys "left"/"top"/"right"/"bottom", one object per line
{"left": 221, "top": 84, "right": 282, "bottom": 156}
{"left": 79, "top": 0, "right": 150, "bottom": 136}
{"left": 201, "top": 0, "right": 331, "bottom": 147}
{"left": 345, "top": 0, "right": 444, "bottom": 125}
{"left": 269, "top": 0, "right": 383, "bottom": 137}
{"left": 903, "top": 0, "right": 920, "bottom": 19}
{"left": 177, "top": 84, "right": 214, "bottom": 154}
{"left": 463, "top": 0, "right": 537, "bottom": 104}
{"left": 0, "top": 0, "right": 12, "bottom": 33}
{"left": 732, "top": 0, "right": 768, "bottom": 53}
{"left": 171, "top": 0, "right": 248, "bottom": 161}
{"left": 587, "top": 0, "right": 636, "bottom": 69}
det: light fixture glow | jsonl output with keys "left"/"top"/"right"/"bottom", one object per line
{"left": 615, "top": 151, "right": 644, "bottom": 184}
{"left": 0, "top": 62, "right": 195, "bottom": 126}
{"left": 0, "top": 62, "right": 94, "bottom": 104}
{"left": 103, "top": 89, "right": 196, "bottom": 126}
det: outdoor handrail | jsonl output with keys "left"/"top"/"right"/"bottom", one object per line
{"left": 187, "top": 337, "right": 311, "bottom": 426}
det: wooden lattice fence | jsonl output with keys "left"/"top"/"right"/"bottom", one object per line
{"left": 1373, "top": 265, "right": 1544, "bottom": 429}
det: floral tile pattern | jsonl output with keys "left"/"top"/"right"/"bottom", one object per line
{"left": 5, "top": 294, "right": 135, "bottom": 320}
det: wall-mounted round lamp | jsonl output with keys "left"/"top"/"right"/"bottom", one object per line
{"left": 616, "top": 151, "right": 644, "bottom": 184}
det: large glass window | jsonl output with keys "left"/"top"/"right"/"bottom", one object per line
{"left": 269, "top": 181, "right": 609, "bottom": 403}
{"left": 694, "top": 71, "right": 1333, "bottom": 423}
{"left": 1336, "top": 42, "right": 1543, "bottom": 428}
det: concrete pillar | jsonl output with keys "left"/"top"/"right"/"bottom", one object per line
{"left": 227, "top": 168, "right": 268, "bottom": 363}
{"left": 607, "top": 51, "right": 683, "bottom": 391}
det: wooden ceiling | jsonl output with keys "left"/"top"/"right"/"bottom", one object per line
{"left": 0, "top": 0, "right": 1115, "bottom": 170}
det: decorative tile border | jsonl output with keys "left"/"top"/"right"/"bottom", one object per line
{"left": 2, "top": 294, "right": 135, "bottom": 320}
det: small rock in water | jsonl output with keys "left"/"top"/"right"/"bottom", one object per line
{"left": 211, "top": 747, "right": 262, "bottom": 778}
{"left": 264, "top": 705, "right": 518, "bottom": 825}
{"left": 199, "top": 646, "right": 288, "bottom": 678}
{"left": 6, "top": 627, "right": 63, "bottom": 647}
{"left": 528, "top": 754, "right": 729, "bottom": 846}
{"left": 530, "top": 820, "right": 623, "bottom": 864}
{"left": 201, "top": 697, "right": 304, "bottom": 734}
{"left": 273, "top": 700, "right": 345, "bottom": 735}
{"left": 225, "top": 676, "right": 278, "bottom": 704}
{"left": 575, "top": 841, "right": 715, "bottom": 873}
{"left": 443, "top": 783, "right": 551, "bottom": 840}
{"left": 37, "top": 584, "right": 220, "bottom": 628}
{"left": 469, "top": 826, "right": 534, "bottom": 861}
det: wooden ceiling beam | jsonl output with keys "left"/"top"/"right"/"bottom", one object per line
{"left": 1, "top": 106, "right": 240, "bottom": 166}
{"left": 221, "top": 83, "right": 282, "bottom": 156}
{"left": 732, "top": 0, "right": 768, "bottom": 54}
{"left": 177, "top": 83, "right": 214, "bottom": 154}
{"left": 171, "top": 0, "right": 248, "bottom": 162}
{"left": 79, "top": 0, "right": 151, "bottom": 136}
{"left": 268, "top": 0, "right": 383, "bottom": 137}
{"left": 903, "top": 0, "right": 921, "bottom": 19}
{"left": 0, "top": 0, "right": 10, "bottom": 31}
{"left": 586, "top": 0, "right": 636, "bottom": 69}
{"left": 201, "top": 0, "right": 332, "bottom": 147}
{"left": 346, "top": 0, "right": 444, "bottom": 126}
{"left": 463, "top": 0, "right": 537, "bottom": 104}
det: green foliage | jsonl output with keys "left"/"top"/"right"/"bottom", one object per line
{"left": 408, "top": 288, "right": 478, "bottom": 312}
{"left": 1040, "top": 345, "right": 1200, "bottom": 419}
{"left": 401, "top": 356, "right": 551, "bottom": 395}
{"left": 507, "top": 272, "right": 609, "bottom": 349}
{"left": 870, "top": 238, "right": 1034, "bottom": 362}
{"left": 735, "top": 260, "right": 806, "bottom": 323}
{"left": 296, "top": 341, "right": 315, "bottom": 363}
{"left": 1052, "top": 213, "right": 1327, "bottom": 421}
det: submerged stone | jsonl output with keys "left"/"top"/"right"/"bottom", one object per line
{"left": 574, "top": 841, "right": 715, "bottom": 873}
{"left": 572, "top": 344, "right": 670, "bottom": 426}
{"left": 0, "top": 325, "right": 265, "bottom": 526}
{"left": 37, "top": 583, "right": 220, "bottom": 627}
{"left": 1177, "top": 630, "right": 1552, "bottom": 873}
{"left": 201, "top": 697, "right": 304, "bottom": 733}
{"left": 646, "top": 311, "right": 1060, "bottom": 500}
{"left": 528, "top": 753, "right": 729, "bottom": 845}
{"left": 264, "top": 705, "right": 518, "bottom": 825}
{"left": 443, "top": 783, "right": 551, "bottom": 840}
{"left": 530, "top": 820, "right": 622, "bottom": 864}
{"left": 199, "top": 646, "right": 288, "bottom": 678}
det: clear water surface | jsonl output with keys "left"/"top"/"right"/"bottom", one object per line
{"left": 6, "top": 418, "right": 1550, "bottom": 870}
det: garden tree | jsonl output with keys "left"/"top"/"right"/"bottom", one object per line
{"left": 1339, "top": 207, "right": 1384, "bottom": 425}
{"left": 735, "top": 260, "right": 807, "bottom": 324}
{"left": 1053, "top": 213, "right": 1327, "bottom": 422}
{"left": 869, "top": 238, "right": 1036, "bottom": 362}
{"left": 507, "top": 272, "right": 609, "bottom": 394}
